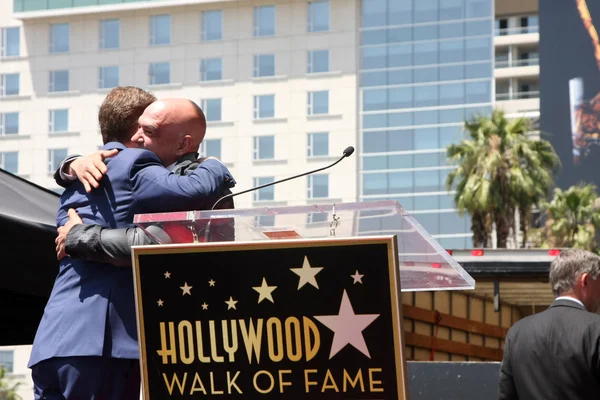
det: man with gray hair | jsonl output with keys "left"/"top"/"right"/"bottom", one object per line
{"left": 498, "top": 249, "right": 600, "bottom": 399}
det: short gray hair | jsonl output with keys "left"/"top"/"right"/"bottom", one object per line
{"left": 549, "top": 249, "right": 600, "bottom": 297}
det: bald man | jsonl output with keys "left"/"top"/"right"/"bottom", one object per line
{"left": 29, "top": 94, "right": 235, "bottom": 399}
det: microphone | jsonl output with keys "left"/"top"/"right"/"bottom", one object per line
{"left": 211, "top": 146, "right": 355, "bottom": 210}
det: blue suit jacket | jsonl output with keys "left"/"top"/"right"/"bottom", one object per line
{"left": 29, "top": 142, "right": 235, "bottom": 367}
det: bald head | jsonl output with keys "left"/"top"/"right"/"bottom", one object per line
{"left": 132, "top": 98, "right": 207, "bottom": 166}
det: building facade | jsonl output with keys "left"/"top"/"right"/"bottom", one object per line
{"left": 0, "top": 0, "right": 540, "bottom": 395}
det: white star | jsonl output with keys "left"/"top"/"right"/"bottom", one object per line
{"left": 225, "top": 296, "right": 238, "bottom": 310}
{"left": 208, "top": 279, "right": 216, "bottom": 287}
{"left": 164, "top": 271, "right": 171, "bottom": 279}
{"left": 201, "top": 303, "right": 208, "bottom": 310}
{"left": 290, "top": 256, "right": 323, "bottom": 290}
{"left": 252, "top": 278, "right": 277, "bottom": 303}
{"left": 351, "top": 270, "right": 364, "bottom": 284}
{"left": 314, "top": 290, "right": 379, "bottom": 359}
{"left": 157, "top": 299, "right": 164, "bottom": 307}
{"left": 180, "top": 282, "right": 193, "bottom": 296}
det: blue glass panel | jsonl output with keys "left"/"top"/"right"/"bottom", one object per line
{"left": 414, "top": 0, "right": 438, "bottom": 23}
{"left": 6, "top": 27, "right": 20, "bottom": 56}
{"left": 440, "top": 39, "right": 464, "bottom": 63}
{"left": 440, "top": 65, "right": 465, "bottom": 81}
{"left": 414, "top": 152, "right": 442, "bottom": 168}
{"left": 414, "top": 213, "right": 440, "bottom": 235}
{"left": 388, "top": 69, "right": 413, "bottom": 85}
{"left": 440, "top": 0, "right": 464, "bottom": 21}
{"left": 466, "top": 62, "right": 491, "bottom": 78}
{"left": 362, "top": 47, "right": 386, "bottom": 69}
{"left": 414, "top": 109, "right": 438, "bottom": 125}
{"left": 363, "top": 173, "right": 387, "bottom": 195}
{"left": 363, "top": 131, "right": 387, "bottom": 153}
{"left": 363, "top": 89, "right": 387, "bottom": 111}
{"left": 439, "top": 125, "right": 464, "bottom": 147}
{"left": 388, "top": 154, "right": 412, "bottom": 169}
{"left": 254, "top": 5, "right": 275, "bottom": 36}
{"left": 439, "top": 21, "right": 464, "bottom": 39}
{"left": 389, "top": 130, "right": 414, "bottom": 151}
{"left": 389, "top": 0, "right": 412, "bottom": 25}
{"left": 414, "top": 127, "right": 439, "bottom": 150}
{"left": 414, "top": 170, "right": 441, "bottom": 191}
{"left": 389, "top": 44, "right": 412, "bottom": 67}
{"left": 439, "top": 107, "right": 465, "bottom": 123}
{"left": 413, "top": 66, "right": 439, "bottom": 83}
{"left": 414, "top": 25, "right": 438, "bottom": 41}
{"left": 414, "top": 85, "right": 438, "bottom": 107}
{"left": 363, "top": 114, "right": 388, "bottom": 129}
{"left": 150, "top": 15, "right": 170, "bottom": 45}
{"left": 440, "top": 212, "right": 469, "bottom": 234}
{"left": 466, "top": 37, "right": 491, "bottom": 61}
{"left": 466, "top": 80, "right": 491, "bottom": 103}
{"left": 466, "top": 0, "right": 492, "bottom": 18}
{"left": 413, "top": 42, "right": 438, "bottom": 65}
{"left": 362, "top": 0, "right": 386, "bottom": 28}
{"left": 363, "top": 156, "right": 387, "bottom": 170}
{"left": 440, "top": 82, "right": 465, "bottom": 106}
{"left": 412, "top": 195, "right": 440, "bottom": 211}
{"left": 202, "top": 10, "right": 223, "bottom": 41}
{"left": 100, "top": 19, "right": 119, "bottom": 49}
{"left": 361, "top": 71, "right": 387, "bottom": 87}
{"left": 388, "top": 27, "right": 412, "bottom": 43}
{"left": 308, "top": 1, "right": 329, "bottom": 32}
{"left": 439, "top": 236, "right": 470, "bottom": 250}
{"left": 466, "top": 19, "right": 491, "bottom": 36}
{"left": 388, "top": 112, "right": 413, "bottom": 127}
{"left": 389, "top": 171, "right": 413, "bottom": 193}
{"left": 388, "top": 87, "right": 412, "bottom": 109}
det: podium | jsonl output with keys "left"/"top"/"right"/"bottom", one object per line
{"left": 132, "top": 201, "right": 474, "bottom": 399}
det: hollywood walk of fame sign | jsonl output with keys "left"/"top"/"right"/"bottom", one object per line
{"left": 132, "top": 236, "right": 409, "bottom": 399}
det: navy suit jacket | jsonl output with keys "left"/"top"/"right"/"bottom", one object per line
{"left": 29, "top": 142, "right": 234, "bottom": 367}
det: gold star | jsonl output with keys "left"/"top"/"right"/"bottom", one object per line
{"left": 208, "top": 279, "right": 216, "bottom": 287}
{"left": 180, "top": 282, "right": 193, "bottom": 296}
{"left": 351, "top": 270, "right": 364, "bottom": 284}
{"left": 252, "top": 278, "right": 277, "bottom": 303}
{"left": 157, "top": 299, "right": 164, "bottom": 307}
{"left": 201, "top": 303, "right": 208, "bottom": 310}
{"left": 225, "top": 296, "right": 238, "bottom": 310}
{"left": 164, "top": 271, "right": 171, "bottom": 279}
{"left": 290, "top": 256, "right": 323, "bottom": 290}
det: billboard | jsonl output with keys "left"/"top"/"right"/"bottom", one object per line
{"left": 540, "top": 0, "right": 600, "bottom": 188}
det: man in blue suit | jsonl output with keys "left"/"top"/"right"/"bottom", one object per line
{"left": 29, "top": 88, "right": 235, "bottom": 399}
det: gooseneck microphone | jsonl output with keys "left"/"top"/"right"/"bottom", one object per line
{"left": 210, "top": 146, "right": 355, "bottom": 210}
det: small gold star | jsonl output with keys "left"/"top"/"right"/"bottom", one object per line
{"left": 252, "top": 278, "right": 277, "bottom": 303}
{"left": 290, "top": 256, "right": 323, "bottom": 290}
{"left": 157, "top": 299, "right": 164, "bottom": 307}
{"left": 225, "top": 296, "right": 238, "bottom": 310}
{"left": 208, "top": 279, "right": 216, "bottom": 287}
{"left": 164, "top": 271, "right": 171, "bottom": 279}
{"left": 180, "top": 282, "right": 193, "bottom": 296}
{"left": 201, "top": 303, "right": 208, "bottom": 310}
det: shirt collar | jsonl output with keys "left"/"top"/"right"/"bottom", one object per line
{"left": 555, "top": 296, "right": 585, "bottom": 308}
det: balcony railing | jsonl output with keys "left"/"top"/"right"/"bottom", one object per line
{"left": 496, "top": 91, "right": 540, "bottom": 101}
{"left": 494, "top": 26, "right": 539, "bottom": 36}
{"left": 495, "top": 58, "right": 540, "bottom": 68}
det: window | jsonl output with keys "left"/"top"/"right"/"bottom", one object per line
{"left": 49, "top": 109, "right": 68, "bottom": 133}
{"left": 255, "top": 215, "right": 275, "bottom": 226}
{"left": 49, "top": 70, "right": 69, "bottom": 92}
{"left": 253, "top": 177, "right": 275, "bottom": 201}
{"left": 200, "top": 58, "right": 222, "bottom": 81}
{"left": 0, "top": 351, "right": 13, "bottom": 373}
{"left": 201, "top": 98, "right": 222, "bottom": 122}
{"left": 307, "top": 132, "right": 328, "bottom": 157}
{"left": 99, "top": 19, "right": 120, "bottom": 49}
{"left": 0, "top": 152, "right": 18, "bottom": 174}
{"left": 200, "top": 138, "right": 222, "bottom": 159}
{"left": 149, "top": 62, "right": 170, "bottom": 85}
{"left": 307, "top": 174, "right": 328, "bottom": 198}
{"left": 201, "top": 10, "right": 222, "bottom": 40}
{"left": 307, "top": 212, "right": 328, "bottom": 224}
{"left": 150, "top": 15, "right": 171, "bottom": 45}
{"left": 253, "top": 54, "right": 275, "bottom": 77}
{"left": 253, "top": 95, "right": 275, "bottom": 119}
{"left": 98, "top": 66, "right": 119, "bottom": 89}
{"left": 50, "top": 23, "right": 69, "bottom": 53}
{"left": 254, "top": 5, "right": 275, "bottom": 37}
{"left": 307, "top": 91, "right": 329, "bottom": 115}
{"left": 308, "top": 0, "right": 329, "bottom": 32}
{"left": 1, "top": 27, "right": 20, "bottom": 57}
{"left": 48, "top": 149, "right": 68, "bottom": 172}
{"left": 253, "top": 136, "right": 275, "bottom": 160}
{"left": 307, "top": 50, "right": 329, "bottom": 73}
{"left": 0, "top": 73, "right": 19, "bottom": 96}
{"left": 0, "top": 113, "right": 18, "bottom": 135}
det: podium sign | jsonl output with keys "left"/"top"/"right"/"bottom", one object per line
{"left": 132, "top": 236, "right": 409, "bottom": 399}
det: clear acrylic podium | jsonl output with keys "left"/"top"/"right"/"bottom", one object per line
{"left": 134, "top": 200, "right": 474, "bottom": 292}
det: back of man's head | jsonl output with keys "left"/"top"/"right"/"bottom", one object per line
{"left": 549, "top": 249, "right": 600, "bottom": 297}
{"left": 161, "top": 98, "right": 207, "bottom": 151}
{"left": 99, "top": 86, "right": 157, "bottom": 144}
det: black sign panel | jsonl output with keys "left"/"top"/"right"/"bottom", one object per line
{"left": 133, "top": 237, "right": 407, "bottom": 399}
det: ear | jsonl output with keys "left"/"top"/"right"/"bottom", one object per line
{"left": 581, "top": 273, "right": 590, "bottom": 288}
{"left": 176, "top": 135, "right": 192, "bottom": 156}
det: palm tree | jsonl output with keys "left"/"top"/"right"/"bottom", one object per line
{"left": 447, "top": 109, "right": 560, "bottom": 248}
{"left": 0, "top": 367, "right": 21, "bottom": 400}
{"left": 537, "top": 184, "right": 600, "bottom": 251}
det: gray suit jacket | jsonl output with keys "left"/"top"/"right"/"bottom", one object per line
{"left": 499, "top": 299, "right": 600, "bottom": 400}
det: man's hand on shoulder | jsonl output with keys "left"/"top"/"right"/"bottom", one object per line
{"left": 56, "top": 209, "right": 83, "bottom": 260}
{"left": 69, "top": 149, "right": 118, "bottom": 193}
